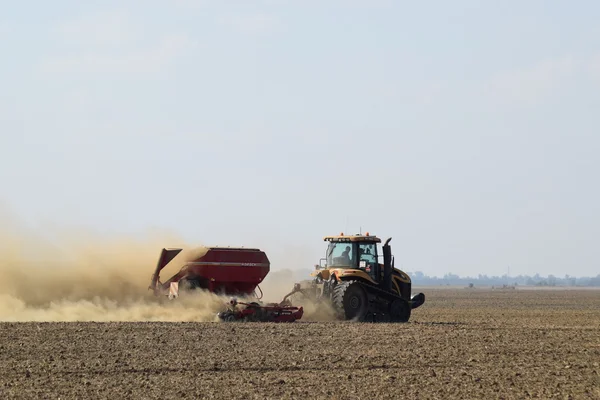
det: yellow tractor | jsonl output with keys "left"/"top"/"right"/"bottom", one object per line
{"left": 283, "top": 232, "right": 425, "bottom": 322}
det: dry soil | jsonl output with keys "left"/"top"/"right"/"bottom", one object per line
{"left": 1, "top": 287, "right": 599, "bottom": 399}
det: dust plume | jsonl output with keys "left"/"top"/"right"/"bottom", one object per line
{"left": 0, "top": 220, "right": 230, "bottom": 322}
{"left": 259, "top": 268, "right": 338, "bottom": 321}
{"left": 0, "top": 209, "right": 339, "bottom": 322}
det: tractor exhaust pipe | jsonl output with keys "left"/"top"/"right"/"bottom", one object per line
{"left": 382, "top": 237, "right": 392, "bottom": 292}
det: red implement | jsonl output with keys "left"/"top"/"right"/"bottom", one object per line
{"left": 217, "top": 299, "right": 304, "bottom": 322}
{"left": 149, "top": 247, "right": 270, "bottom": 298}
{"left": 148, "top": 246, "right": 304, "bottom": 322}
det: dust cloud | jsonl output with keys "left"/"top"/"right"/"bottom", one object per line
{"left": 0, "top": 211, "right": 337, "bottom": 322}
{"left": 259, "top": 269, "right": 338, "bottom": 321}
{"left": 0, "top": 219, "right": 230, "bottom": 322}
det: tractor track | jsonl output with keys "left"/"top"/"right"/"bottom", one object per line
{"left": 332, "top": 279, "right": 410, "bottom": 322}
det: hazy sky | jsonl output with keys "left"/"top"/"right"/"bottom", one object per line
{"left": 1, "top": 1, "right": 599, "bottom": 278}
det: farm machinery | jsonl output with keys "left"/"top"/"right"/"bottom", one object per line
{"left": 282, "top": 233, "right": 426, "bottom": 322}
{"left": 148, "top": 246, "right": 303, "bottom": 322}
{"left": 148, "top": 231, "right": 425, "bottom": 323}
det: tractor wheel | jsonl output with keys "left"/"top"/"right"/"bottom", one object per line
{"left": 389, "top": 299, "right": 411, "bottom": 322}
{"left": 332, "top": 281, "right": 369, "bottom": 321}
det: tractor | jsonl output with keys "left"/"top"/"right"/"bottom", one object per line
{"left": 282, "top": 232, "right": 425, "bottom": 322}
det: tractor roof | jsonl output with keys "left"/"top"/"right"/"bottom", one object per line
{"left": 323, "top": 233, "right": 381, "bottom": 243}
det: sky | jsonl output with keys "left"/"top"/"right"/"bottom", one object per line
{"left": 1, "top": 0, "right": 599, "bottom": 278}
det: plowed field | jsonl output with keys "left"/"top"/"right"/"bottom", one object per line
{"left": 1, "top": 288, "right": 599, "bottom": 399}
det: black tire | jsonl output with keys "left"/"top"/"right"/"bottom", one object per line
{"left": 224, "top": 314, "right": 236, "bottom": 322}
{"left": 389, "top": 299, "right": 411, "bottom": 322}
{"left": 218, "top": 312, "right": 237, "bottom": 322}
{"left": 332, "top": 281, "right": 369, "bottom": 321}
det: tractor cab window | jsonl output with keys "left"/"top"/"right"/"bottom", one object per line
{"left": 358, "top": 242, "right": 379, "bottom": 280}
{"left": 358, "top": 243, "right": 377, "bottom": 265}
{"left": 326, "top": 242, "right": 354, "bottom": 267}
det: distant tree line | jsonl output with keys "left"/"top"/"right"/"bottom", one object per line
{"left": 408, "top": 271, "right": 600, "bottom": 287}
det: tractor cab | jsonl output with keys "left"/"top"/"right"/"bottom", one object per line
{"left": 320, "top": 233, "right": 383, "bottom": 281}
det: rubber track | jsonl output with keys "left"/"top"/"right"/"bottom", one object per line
{"left": 332, "top": 279, "right": 409, "bottom": 322}
{"left": 331, "top": 281, "right": 352, "bottom": 319}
